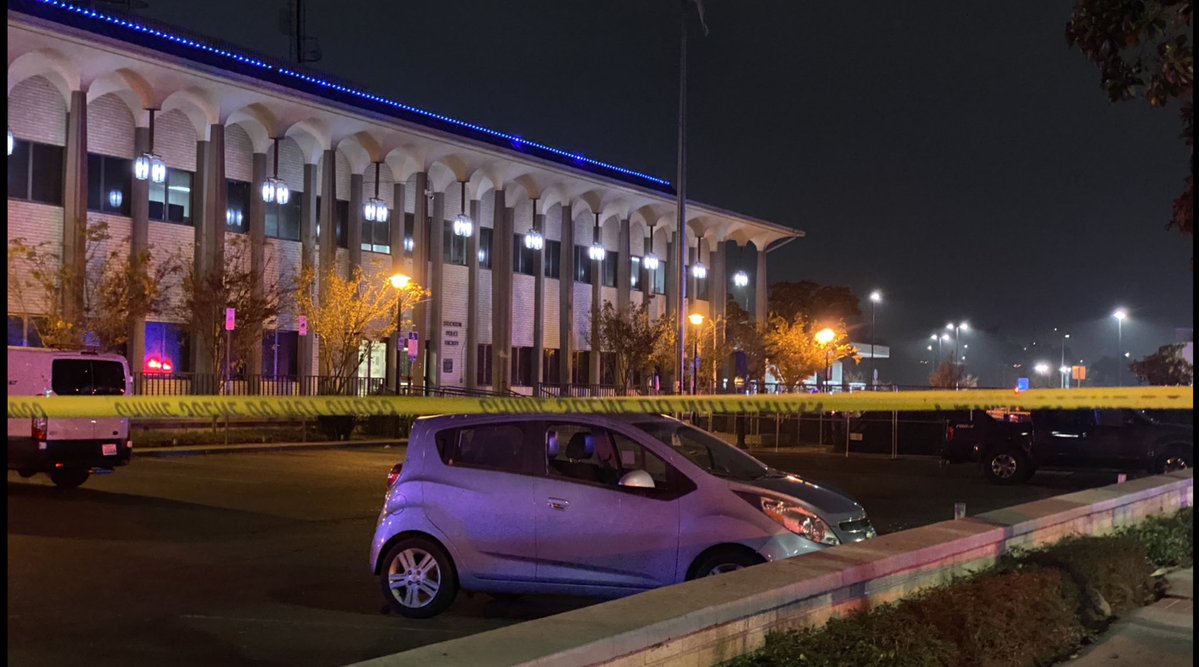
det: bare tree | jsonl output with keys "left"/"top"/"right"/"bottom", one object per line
{"left": 8, "top": 219, "right": 170, "bottom": 352}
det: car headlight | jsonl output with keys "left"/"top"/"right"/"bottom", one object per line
{"left": 757, "top": 496, "right": 840, "bottom": 546}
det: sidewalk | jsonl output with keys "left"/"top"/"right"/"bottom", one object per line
{"left": 134, "top": 438, "right": 405, "bottom": 458}
{"left": 1067, "top": 568, "right": 1193, "bottom": 666}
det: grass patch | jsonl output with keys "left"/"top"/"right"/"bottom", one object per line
{"left": 726, "top": 508, "right": 1192, "bottom": 667}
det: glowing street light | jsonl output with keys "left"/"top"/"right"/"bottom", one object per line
{"left": 389, "top": 273, "right": 412, "bottom": 394}
{"left": 868, "top": 290, "right": 882, "bottom": 387}
{"left": 688, "top": 313, "right": 705, "bottom": 395}
{"left": 815, "top": 327, "right": 836, "bottom": 392}
{"left": 1112, "top": 308, "right": 1128, "bottom": 384}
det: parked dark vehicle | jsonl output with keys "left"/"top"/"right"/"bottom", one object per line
{"left": 943, "top": 408, "right": 1193, "bottom": 484}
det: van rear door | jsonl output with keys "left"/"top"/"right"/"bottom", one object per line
{"left": 50, "top": 358, "right": 128, "bottom": 441}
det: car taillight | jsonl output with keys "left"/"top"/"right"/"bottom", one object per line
{"left": 946, "top": 424, "right": 955, "bottom": 441}
{"left": 32, "top": 417, "right": 47, "bottom": 441}
{"left": 386, "top": 463, "right": 403, "bottom": 488}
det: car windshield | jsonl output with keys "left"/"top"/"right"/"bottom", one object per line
{"left": 634, "top": 419, "right": 770, "bottom": 481}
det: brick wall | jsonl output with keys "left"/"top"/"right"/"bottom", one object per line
{"left": 8, "top": 76, "right": 65, "bottom": 145}
{"left": 7, "top": 201, "right": 65, "bottom": 315}
{"left": 87, "top": 93, "right": 134, "bottom": 157}
{"left": 154, "top": 109, "right": 197, "bottom": 172}
{"left": 224, "top": 123, "right": 253, "bottom": 183}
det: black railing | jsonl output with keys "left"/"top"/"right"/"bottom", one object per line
{"left": 134, "top": 373, "right": 387, "bottom": 397}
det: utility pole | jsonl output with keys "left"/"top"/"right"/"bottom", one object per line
{"left": 674, "top": 1, "right": 689, "bottom": 394}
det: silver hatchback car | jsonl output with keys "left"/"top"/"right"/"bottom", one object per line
{"left": 370, "top": 413, "right": 875, "bottom": 618}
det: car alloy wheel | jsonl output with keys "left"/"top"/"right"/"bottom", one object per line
{"left": 1163, "top": 456, "right": 1190, "bottom": 472}
{"left": 990, "top": 453, "right": 1019, "bottom": 479}
{"left": 706, "top": 563, "right": 746, "bottom": 576}
{"left": 386, "top": 547, "right": 442, "bottom": 610}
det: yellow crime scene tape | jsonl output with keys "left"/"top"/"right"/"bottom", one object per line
{"left": 5, "top": 387, "right": 1192, "bottom": 420}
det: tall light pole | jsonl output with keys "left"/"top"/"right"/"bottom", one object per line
{"left": 945, "top": 322, "right": 968, "bottom": 388}
{"left": 869, "top": 290, "right": 881, "bottom": 387}
{"left": 1112, "top": 308, "right": 1127, "bottom": 385}
{"left": 688, "top": 313, "right": 704, "bottom": 395}
{"left": 390, "top": 273, "right": 411, "bottom": 394}
{"left": 1059, "top": 332, "right": 1071, "bottom": 389}
{"left": 816, "top": 327, "right": 835, "bottom": 392}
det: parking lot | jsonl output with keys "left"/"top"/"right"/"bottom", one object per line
{"left": 6, "top": 446, "right": 1131, "bottom": 667}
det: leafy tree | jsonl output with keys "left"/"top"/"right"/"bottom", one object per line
{"left": 594, "top": 300, "right": 672, "bottom": 389}
{"left": 768, "top": 281, "right": 861, "bottom": 327}
{"left": 764, "top": 317, "right": 858, "bottom": 390}
{"left": 169, "top": 236, "right": 286, "bottom": 378}
{"left": 8, "top": 220, "right": 169, "bottom": 352}
{"left": 725, "top": 297, "right": 768, "bottom": 382}
{"left": 1129, "top": 343, "right": 1194, "bottom": 384}
{"left": 294, "top": 265, "right": 428, "bottom": 395}
{"left": 929, "top": 360, "right": 979, "bottom": 389}
{"left": 1066, "top": 0, "right": 1194, "bottom": 237}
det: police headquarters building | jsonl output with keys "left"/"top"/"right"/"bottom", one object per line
{"left": 7, "top": 0, "right": 800, "bottom": 394}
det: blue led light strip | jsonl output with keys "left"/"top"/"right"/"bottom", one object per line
{"left": 31, "top": 0, "right": 671, "bottom": 187}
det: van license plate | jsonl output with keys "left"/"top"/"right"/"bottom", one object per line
{"left": 102, "top": 444, "right": 118, "bottom": 456}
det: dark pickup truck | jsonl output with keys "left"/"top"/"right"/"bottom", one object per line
{"left": 942, "top": 408, "right": 1193, "bottom": 484}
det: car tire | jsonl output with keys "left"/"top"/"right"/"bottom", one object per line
{"left": 379, "top": 537, "right": 458, "bottom": 619}
{"left": 981, "top": 448, "right": 1032, "bottom": 485}
{"left": 17, "top": 469, "right": 37, "bottom": 478}
{"left": 1155, "top": 446, "right": 1192, "bottom": 474}
{"left": 49, "top": 467, "right": 89, "bottom": 489}
{"left": 688, "top": 547, "right": 766, "bottom": 580}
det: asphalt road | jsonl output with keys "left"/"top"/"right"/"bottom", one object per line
{"left": 6, "top": 446, "right": 1132, "bottom": 667}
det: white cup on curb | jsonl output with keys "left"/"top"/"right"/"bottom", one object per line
{"left": 954, "top": 502, "right": 966, "bottom": 520}
{"left": 1117, "top": 473, "right": 1127, "bottom": 484}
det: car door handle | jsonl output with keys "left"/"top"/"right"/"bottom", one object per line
{"left": 547, "top": 497, "right": 570, "bottom": 511}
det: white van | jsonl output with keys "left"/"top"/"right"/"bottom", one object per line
{"left": 7, "top": 347, "right": 133, "bottom": 488}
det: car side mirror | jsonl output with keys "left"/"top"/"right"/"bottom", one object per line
{"left": 618, "top": 470, "right": 656, "bottom": 489}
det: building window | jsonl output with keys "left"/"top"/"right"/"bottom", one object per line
{"left": 571, "top": 351, "right": 590, "bottom": 384}
{"left": 476, "top": 343, "right": 493, "bottom": 386}
{"left": 362, "top": 210, "right": 391, "bottom": 254}
{"left": 544, "top": 240, "right": 561, "bottom": 279}
{"left": 86, "top": 153, "right": 132, "bottom": 216}
{"left": 630, "top": 256, "right": 641, "bottom": 290}
{"left": 601, "top": 251, "right": 617, "bottom": 288}
{"left": 263, "top": 330, "right": 299, "bottom": 378}
{"left": 653, "top": 261, "right": 668, "bottom": 295}
{"left": 543, "top": 348, "right": 560, "bottom": 384}
{"left": 8, "top": 139, "right": 64, "bottom": 205}
{"left": 144, "top": 322, "right": 191, "bottom": 374}
{"left": 148, "top": 168, "right": 193, "bottom": 225}
{"left": 510, "top": 346, "right": 534, "bottom": 386}
{"left": 403, "top": 213, "right": 415, "bottom": 255}
{"left": 443, "top": 221, "right": 468, "bottom": 266}
{"left": 7, "top": 315, "right": 45, "bottom": 347}
{"left": 697, "top": 273, "right": 709, "bottom": 301}
{"left": 478, "top": 227, "right": 492, "bottom": 269}
{"left": 600, "top": 352, "right": 618, "bottom": 385}
{"left": 513, "top": 234, "right": 539, "bottom": 276}
{"left": 573, "top": 245, "right": 593, "bottom": 284}
{"left": 225, "top": 179, "right": 250, "bottom": 233}
{"left": 315, "top": 197, "right": 350, "bottom": 248}
{"left": 266, "top": 195, "right": 301, "bottom": 241}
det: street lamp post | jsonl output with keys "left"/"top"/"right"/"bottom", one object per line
{"left": 1113, "top": 309, "right": 1127, "bottom": 385}
{"left": 869, "top": 290, "right": 881, "bottom": 388}
{"left": 1060, "top": 332, "right": 1071, "bottom": 389}
{"left": 815, "top": 327, "right": 835, "bottom": 392}
{"left": 945, "top": 322, "right": 968, "bottom": 388}
{"left": 390, "top": 273, "right": 411, "bottom": 395}
{"left": 688, "top": 313, "right": 704, "bottom": 395}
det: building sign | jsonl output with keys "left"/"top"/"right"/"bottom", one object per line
{"left": 225, "top": 307, "right": 236, "bottom": 331}
{"left": 298, "top": 315, "right": 308, "bottom": 337}
{"left": 1016, "top": 377, "right": 1030, "bottom": 392}
{"left": 443, "top": 359, "right": 453, "bottom": 374}
{"left": 1072, "top": 366, "right": 1087, "bottom": 381}
{"left": 407, "top": 332, "right": 419, "bottom": 361}
{"left": 442, "top": 321, "right": 462, "bottom": 380}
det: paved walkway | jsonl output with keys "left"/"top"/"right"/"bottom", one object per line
{"left": 1067, "top": 568, "right": 1193, "bottom": 666}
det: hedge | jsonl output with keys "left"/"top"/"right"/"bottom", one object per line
{"left": 726, "top": 507, "right": 1191, "bottom": 667}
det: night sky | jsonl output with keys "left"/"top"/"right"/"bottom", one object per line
{"left": 121, "top": 0, "right": 1193, "bottom": 385}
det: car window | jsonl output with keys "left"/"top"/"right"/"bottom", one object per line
{"left": 1039, "top": 410, "right": 1094, "bottom": 432}
{"left": 634, "top": 419, "right": 769, "bottom": 482}
{"left": 1094, "top": 409, "right": 1130, "bottom": 428}
{"left": 543, "top": 423, "right": 688, "bottom": 494}
{"left": 51, "top": 359, "right": 126, "bottom": 396}
{"left": 437, "top": 423, "right": 527, "bottom": 474}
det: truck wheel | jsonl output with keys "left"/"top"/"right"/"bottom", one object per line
{"left": 1155, "top": 446, "right": 1192, "bottom": 474}
{"left": 982, "top": 448, "right": 1032, "bottom": 484}
{"left": 17, "top": 469, "right": 37, "bottom": 478}
{"left": 49, "top": 467, "right": 90, "bottom": 489}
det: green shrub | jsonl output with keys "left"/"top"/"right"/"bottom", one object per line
{"left": 1118, "top": 507, "right": 1193, "bottom": 568}
{"left": 1010, "top": 535, "right": 1154, "bottom": 619}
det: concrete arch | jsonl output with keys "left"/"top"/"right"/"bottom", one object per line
{"left": 335, "top": 136, "right": 373, "bottom": 175}
{"left": 86, "top": 68, "right": 153, "bottom": 121}
{"left": 466, "top": 167, "right": 498, "bottom": 201}
{"left": 161, "top": 86, "right": 220, "bottom": 139}
{"left": 226, "top": 103, "right": 278, "bottom": 153}
{"left": 426, "top": 153, "right": 472, "bottom": 192}
{"left": 384, "top": 147, "right": 425, "bottom": 185}
{"left": 539, "top": 183, "right": 574, "bottom": 212}
{"left": 283, "top": 117, "right": 331, "bottom": 164}
{"left": 571, "top": 190, "right": 603, "bottom": 216}
{"left": 7, "top": 49, "right": 79, "bottom": 103}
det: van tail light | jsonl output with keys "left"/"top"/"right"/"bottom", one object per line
{"left": 32, "top": 417, "right": 48, "bottom": 441}
{"left": 946, "top": 424, "right": 955, "bottom": 442}
{"left": 386, "top": 463, "right": 403, "bottom": 488}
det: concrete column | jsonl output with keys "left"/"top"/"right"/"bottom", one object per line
{"left": 386, "top": 181, "right": 406, "bottom": 393}
{"left": 348, "top": 172, "right": 364, "bottom": 272}
{"left": 248, "top": 152, "right": 267, "bottom": 378}
{"left": 62, "top": 90, "right": 87, "bottom": 331}
{"left": 710, "top": 240, "right": 728, "bottom": 390}
{"left": 318, "top": 148, "right": 336, "bottom": 296}
{"left": 128, "top": 125, "right": 150, "bottom": 370}
{"left": 465, "top": 198, "right": 481, "bottom": 389}
{"left": 616, "top": 217, "right": 631, "bottom": 315}
{"left": 299, "top": 163, "right": 319, "bottom": 385}
{"left": 191, "top": 126, "right": 226, "bottom": 376}
{"left": 558, "top": 204, "right": 574, "bottom": 385}
{"left": 532, "top": 211, "right": 546, "bottom": 386}
{"left": 410, "top": 173, "right": 428, "bottom": 391}
{"left": 755, "top": 245, "right": 769, "bottom": 323}
{"left": 641, "top": 234, "right": 653, "bottom": 299}
{"left": 665, "top": 234, "right": 678, "bottom": 319}
{"left": 490, "top": 193, "right": 512, "bottom": 391}
{"left": 589, "top": 224, "right": 602, "bottom": 386}
{"left": 427, "top": 192, "right": 445, "bottom": 389}
{"left": 687, "top": 245, "right": 698, "bottom": 312}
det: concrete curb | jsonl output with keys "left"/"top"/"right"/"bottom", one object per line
{"left": 134, "top": 439, "right": 406, "bottom": 458}
{"left": 1066, "top": 568, "right": 1194, "bottom": 666}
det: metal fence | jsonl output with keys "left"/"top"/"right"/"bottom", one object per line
{"left": 134, "top": 374, "right": 387, "bottom": 397}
